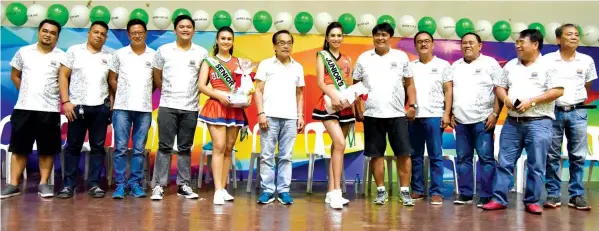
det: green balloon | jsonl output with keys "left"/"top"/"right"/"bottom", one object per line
{"left": 576, "top": 25, "right": 584, "bottom": 39}
{"left": 213, "top": 10, "right": 232, "bottom": 30}
{"left": 294, "top": 12, "right": 313, "bottom": 34}
{"left": 6, "top": 2, "right": 27, "bottom": 26}
{"left": 417, "top": 16, "right": 436, "bottom": 35}
{"left": 172, "top": 8, "right": 191, "bottom": 23}
{"left": 338, "top": 13, "right": 356, "bottom": 34}
{"left": 377, "top": 15, "right": 396, "bottom": 30}
{"left": 528, "top": 22, "right": 546, "bottom": 37}
{"left": 253, "top": 11, "right": 272, "bottom": 33}
{"left": 492, "top": 20, "right": 512, "bottom": 42}
{"left": 129, "top": 8, "right": 149, "bottom": 25}
{"left": 46, "top": 4, "right": 69, "bottom": 27}
{"left": 90, "top": 5, "right": 110, "bottom": 24}
{"left": 456, "top": 18, "right": 475, "bottom": 38}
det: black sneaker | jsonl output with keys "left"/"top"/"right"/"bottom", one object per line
{"left": 56, "top": 187, "right": 74, "bottom": 199}
{"left": 453, "top": 195, "right": 473, "bottom": 205}
{"left": 0, "top": 184, "right": 21, "bottom": 199}
{"left": 177, "top": 185, "right": 199, "bottom": 199}
{"left": 88, "top": 186, "right": 106, "bottom": 198}
{"left": 568, "top": 196, "right": 591, "bottom": 211}
{"left": 477, "top": 197, "right": 492, "bottom": 208}
{"left": 543, "top": 196, "right": 561, "bottom": 208}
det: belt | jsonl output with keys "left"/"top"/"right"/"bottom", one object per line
{"left": 555, "top": 103, "right": 597, "bottom": 112}
{"left": 507, "top": 116, "right": 548, "bottom": 122}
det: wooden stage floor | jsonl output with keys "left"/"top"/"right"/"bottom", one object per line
{"left": 1, "top": 177, "right": 598, "bottom": 231}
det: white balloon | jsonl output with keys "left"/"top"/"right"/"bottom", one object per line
{"left": 475, "top": 20, "right": 492, "bottom": 41}
{"left": 110, "top": 7, "right": 129, "bottom": 29}
{"left": 70, "top": 5, "right": 90, "bottom": 28}
{"left": 153, "top": 7, "right": 171, "bottom": 30}
{"left": 357, "top": 14, "right": 376, "bottom": 36}
{"left": 511, "top": 22, "right": 528, "bottom": 41}
{"left": 315, "top": 12, "right": 333, "bottom": 34}
{"left": 437, "top": 17, "right": 455, "bottom": 38}
{"left": 544, "top": 22, "right": 561, "bottom": 44}
{"left": 398, "top": 15, "right": 416, "bottom": 37}
{"left": 582, "top": 25, "right": 599, "bottom": 46}
{"left": 192, "top": 10, "right": 210, "bottom": 31}
{"left": 232, "top": 9, "right": 252, "bottom": 32}
{"left": 27, "top": 4, "right": 46, "bottom": 27}
{"left": 1, "top": 4, "right": 5, "bottom": 22}
{"left": 274, "top": 12, "right": 292, "bottom": 31}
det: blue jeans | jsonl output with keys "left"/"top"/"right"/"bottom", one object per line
{"left": 455, "top": 121, "right": 495, "bottom": 198}
{"left": 492, "top": 118, "right": 552, "bottom": 205}
{"left": 260, "top": 117, "right": 297, "bottom": 194}
{"left": 112, "top": 110, "right": 152, "bottom": 188}
{"left": 409, "top": 117, "right": 444, "bottom": 196}
{"left": 546, "top": 109, "right": 588, "bottom": 198}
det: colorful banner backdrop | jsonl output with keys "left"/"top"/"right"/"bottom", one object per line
{"left": 1, "top": 26, "right": 598, "bottom": 183}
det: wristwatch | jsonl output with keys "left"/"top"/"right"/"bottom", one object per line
{"left": 531, "top": 101, "right": 536, "bottom": 107}
{"left": 409, "top": 104, "right": 418, "bottom": 109}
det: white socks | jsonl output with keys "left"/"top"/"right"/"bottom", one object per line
{"left": 377, "top": 186, "right": 386, "bottom": 192}
{"left": 400, "top": 187, "right": 410, "bottom": 192}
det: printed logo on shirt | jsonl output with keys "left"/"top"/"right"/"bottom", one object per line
{"left": 49, "top": 60, "right": 58, "bottom": 67}
{"left": 531, "top": 72, "right": 538, "bottom": 78}
{"left": 576, "top": 69, "right": 584, "bottom": 76}
{"left": 145, "top": 61, "right": 151, "bottom": 68}
{"left": 390, "top": 62, "right": 398, "bottom": 69}
{"left": 102, "top": 59, "right": 108, "bottom": 65}
{"left": 474, "top": 69, "right": 482, "bottom": 75}
{"left": 189, "top": 60, "right": 196, "bottom": 67}
{"left": 431, "top": 68, "right": 438, "bottom": 73}
{"left": 211, "top": 72, "right": 218, "bottom": 80}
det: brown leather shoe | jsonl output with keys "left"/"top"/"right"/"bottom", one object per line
{"left": 431, "top": 195, "right": 443, "bottom": 205}
{"left": 410, "top": 192, "right": 424, "bottom": 200}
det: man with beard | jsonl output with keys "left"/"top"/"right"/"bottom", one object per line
{"left": 543, "top": 23, "right": 596, "bottom": 211}
{"left": 1, "top": 19, "right": 65, "bottom": 199}
{"left": 57, "top": 21, "right": 113, "bottom": 199}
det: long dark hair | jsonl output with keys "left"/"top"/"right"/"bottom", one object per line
{"left": 323, "top": 22, "right": 344, "bottom": 50}
{"left": 212, "top": 26, "right": 234, "bottom": 56}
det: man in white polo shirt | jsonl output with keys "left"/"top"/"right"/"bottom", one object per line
{"left": 443, "top": 32, "right": 503, "bottom": 207}
{"left": 57, "top": 21, "right": 112, "bottom": 199}
{"left": 1, "top": 19, "right": 65, "bottom": 199}
{"left": 108, "top": 19, "right": 155, "bottom": 199}
{"left": 353, "top": 23, "right": 416, "bottom": 206}
{"left": 483, "top": 29, "right": 564, "bottom": 215}
{"left": 544, "top": 23, "right": 596, "bottom": 211}
{"left": 408, "top": 31, "right": 452, "bottom": 205}
{"left": 150, "top": 15, "right": 208, "bottom": 200}
{"left": 254, "top": 30, "right": 305, "bottom": 205}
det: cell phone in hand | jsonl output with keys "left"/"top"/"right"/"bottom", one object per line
{"left": 514, "top": 99, "right": 521, "bottom": 107}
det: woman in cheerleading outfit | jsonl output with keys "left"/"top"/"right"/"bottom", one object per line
{"left": 198, "top": 26, "right": 251, "bottom": 205}
{"left": 311, "top": 22, "right": 356, "bottom": 209}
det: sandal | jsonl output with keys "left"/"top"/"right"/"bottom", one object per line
{"left": 88, "top": 186, "right": 106, "bottom": 198}
{"left": 56, "top": 187, "right": 74, "bottom": 199}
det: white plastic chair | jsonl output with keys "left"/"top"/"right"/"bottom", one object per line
{"left": 586, "top": 126, "right": 599, "bottom": 188}
{"left": 422, "top": 143, "right": 460, "bottom": 195}
{"left": 197, "top": 121, "right": 238, "bottom": 189}
{"left": 304, "top": 122, "right": 348, "bottom": 193}
{"left": 246, "top": 123, "right": 261, "bottom": 193}
{"left": 360, "top": 152, "right": 396, "bottom": 195}
{"left": 1, "top": 116, "right": 14, "bottom": 180}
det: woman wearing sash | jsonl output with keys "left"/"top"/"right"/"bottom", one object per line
{"left": 199, "top": 26, "right": 249, "bottom": 205}
{"left": 311, "top": 22, "right": 355, "bottom": 209}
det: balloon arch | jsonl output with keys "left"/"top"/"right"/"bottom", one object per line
{"left": 1, "top": 2, "right": 598, "bottom": 45}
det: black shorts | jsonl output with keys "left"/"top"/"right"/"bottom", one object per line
{"left": 363, "top": 116, "right": 411, "bottom": 157}
{"left": 8, "top": 109, "right": 61, "bottom": 155}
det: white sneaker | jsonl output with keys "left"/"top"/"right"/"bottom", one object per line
{"left": 222, "top": 189, "right": 234, "bottom": 201}
{"left": 213, "top": 190, "right": 225, "bottom": 205}
{"left": 151, "top": 186, "right": 163, "bottom": 200}
{"left": 177, "top": 185, "right": 199, "bottom": 199}
{"left": 325, "top": 191, "right": 350, "bottom": 205}
{"left": 329, "top": 190, "right": 344, "bottom": 209}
